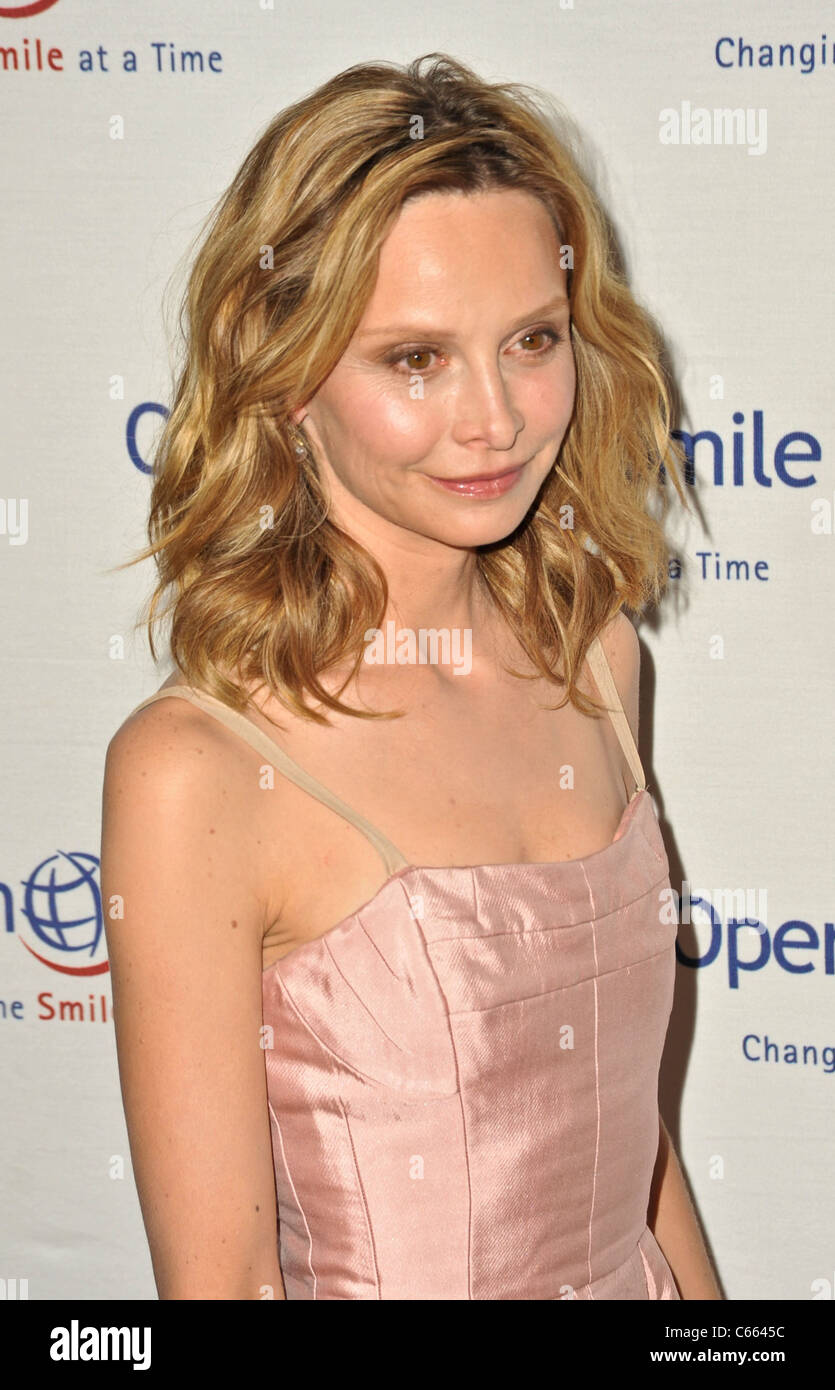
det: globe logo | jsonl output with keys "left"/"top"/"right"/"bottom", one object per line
{"left": 19, "top": 851, "right": 108, "bottom": 976}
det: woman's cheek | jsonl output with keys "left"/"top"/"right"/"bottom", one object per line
{"left": 360, "top": 387, "right": 446, "bottom": 461}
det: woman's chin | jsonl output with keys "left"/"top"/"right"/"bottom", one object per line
{"left": 405, "top": 503, "right": 542, "bottom": 551}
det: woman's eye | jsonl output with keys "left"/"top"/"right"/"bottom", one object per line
{"left": 518, "top": 329, "right": 561, "bottom": 353}
{"left": 402, "top": 349, "right": 435, "bottom": 372}
{"left": 383, "top": 347, "right": 439, "bottom": 374}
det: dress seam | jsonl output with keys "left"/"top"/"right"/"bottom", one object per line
{"left": 420, "top": 873, "right": 671, "bottom": 944}
{"left": 267, "top": 1097, "right": 317, "bottom": 1299}
{"left": 340, "top": 1098, "right": 381, "bottom": 1298}
{"left": 440, "top": 945, "right": 674, "bottom": 1016}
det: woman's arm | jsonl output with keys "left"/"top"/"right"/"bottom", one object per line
{"left": 101, "top": 700, "right": 286, "bottom": 1300}
{"left": 648, "top": 1114, "right": 723, "bottom": 1299}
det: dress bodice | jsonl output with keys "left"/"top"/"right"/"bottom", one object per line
{"left": 260, "top": 786, "right": 678, "bottom": 1299}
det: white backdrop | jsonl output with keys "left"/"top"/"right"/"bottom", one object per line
{"left": 1, "top": 0, "right": 832, "bottom": 1301}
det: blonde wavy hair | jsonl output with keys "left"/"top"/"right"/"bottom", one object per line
{"left": 124, "top": 52, "right": 689, "bottom": 725}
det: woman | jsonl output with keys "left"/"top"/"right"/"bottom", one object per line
{"left": 101, "top": 53, "right": 721, "bottom": 1300}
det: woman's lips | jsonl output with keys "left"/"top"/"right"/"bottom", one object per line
{"left": 427, "top": 463, "right": 525, "bottom": 498}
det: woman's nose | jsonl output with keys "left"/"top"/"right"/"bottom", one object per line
{"left": 450, "top": 362, "right": 524, "bottom": 452}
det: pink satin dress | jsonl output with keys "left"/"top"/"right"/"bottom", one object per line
{"left": 130, "top": 635, "right": 680, "bottom": 1300}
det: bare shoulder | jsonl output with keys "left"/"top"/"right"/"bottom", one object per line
{"left": 597, "top": 609, "right": 640, "bottom": 679}
{"left": 594, "top": 611, "right": 641, "bottom": 742}
{"left": 102, "top": 692, "right": 267, "bottom": 913}
{"left": 104, "top": 687, "right": 253, "bottom": 798}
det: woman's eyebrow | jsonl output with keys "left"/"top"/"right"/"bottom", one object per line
{"left": 356, "top": 295, "right": 570, "bottom": 340}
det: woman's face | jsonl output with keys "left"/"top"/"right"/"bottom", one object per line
{"left": 297, "top": 186, "right": 576, "bottom": 552}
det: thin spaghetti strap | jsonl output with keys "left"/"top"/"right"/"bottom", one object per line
{"left": 128, "top": 686, "right": 410, "bottom": 877}
{"left": 585, "top": 634, "right": 647, "bottom": 796}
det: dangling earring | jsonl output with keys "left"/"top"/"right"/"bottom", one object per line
{"left": 274, "top": 423, "right": 330, "bottom": 540}
{"left": 290, "top": 427, "right": 308, "bottom": 457}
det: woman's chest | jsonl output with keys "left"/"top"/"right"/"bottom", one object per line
{"left": 248, "top": 675, "right": 634, "bottom": 965}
